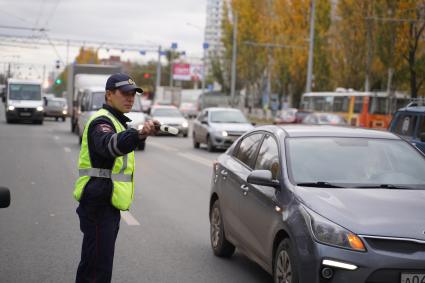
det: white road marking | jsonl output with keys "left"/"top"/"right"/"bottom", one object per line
{"left": 148, "top": 142, "right": 178, "bottom": 152}
{"left": 120, "top": 211, "right": 140, "bottom": 226}
{"left": 53, "top": 135, "right": 60, "bottom": 140}
{"left": 64, "top": 147, "right": 71, "bottom": 153}
{"left": 178, "top": 152, "right": 212, "bottom": 167}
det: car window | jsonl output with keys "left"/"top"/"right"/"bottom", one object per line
{"left": 393, "top": 113, "right": 418, "bottom": 137}
{"left": 417, "top": 116, "right": 425, "bottom": 138}
{"left": 254, "top": 135, "right": 281, "bottom": 180}
{"left": 234, "top": 133, "right": 263, "bottom": 169}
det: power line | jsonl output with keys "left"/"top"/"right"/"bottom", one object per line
{"left": 0, "top": 25, "right": 48, "bottom": 32}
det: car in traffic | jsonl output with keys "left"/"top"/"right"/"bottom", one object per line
{"left": 192, "top": 107, "right": 254, "bottom": 152}
{"left": 209, "top": 125, "right": 425, "bottom": 283}
{"left": 3, "top": 78, "right": 44, "bottom": 124}
{"left": 388, "top": 101, "right": 425, "bottom": 154}
{"left": 43, "top": 95, "right": 68, "bottom": 121}
{"left": 76, "top": 87, "right": 105, "bottom": 143}
{"left": 179, "top": 102, "right": 198, "bottom": 118}
{"left": 273, "top": 108, "right": 313, "bottom": 125}
{"left": 302, "top": 112, "right": 347, "bottom": 125}
{"left": 125, "top": 94, "right": 147, "bottom": 150}
{"left": 150, "top": 105, "right": 189, "bottom": 137}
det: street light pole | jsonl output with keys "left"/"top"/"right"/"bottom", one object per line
{"left": 306, "top": 0, "right": 316, "bottom": 93}
{"left": 230, "top": 13, "right": 238, "bottom": 107}
{"left": 156, "top": 45, "right": 162, "bottom": 90}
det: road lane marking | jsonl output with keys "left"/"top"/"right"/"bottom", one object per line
{"left": 120, "top": 211, "right": 140, "bottom": 226}
{"left": 148, "top": 142, "right": 178, "bottom": 152}
{"left": 178, "top": 152, "right": 212, "bottom": 167}
{"left": 64, "top": 147, "right": 71, "bottom": 153}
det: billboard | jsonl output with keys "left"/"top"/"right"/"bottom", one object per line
{"left": 172, "top": 63, "right": 203, "bottom": 81}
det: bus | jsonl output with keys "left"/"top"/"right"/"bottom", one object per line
{"left": 300, "top": 90, "right": 409, "bottom": 128}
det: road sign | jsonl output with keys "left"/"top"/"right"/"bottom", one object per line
{"left": 171, "top": 42, "right": 178, "bottom": 49}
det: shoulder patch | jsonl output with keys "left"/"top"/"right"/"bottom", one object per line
{"left": 96, "top": 123, "right": 113, "bottom": 133}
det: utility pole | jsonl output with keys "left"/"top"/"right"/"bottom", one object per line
{"left": 306, "top": 0, "right": 316, "bottom": 93}
{"left": 156, "top": 46, "right": 162, "bottom": 91}
{"left": 365, "top": 18, "right": 372, "bottom": 92}
{"left": 230, "top": 13, "right": 238, "bottom": 107}
{"left": 66, "top": 40, "right": 70, "bottom": 66}
{"left": 201, "top": 42, "right": 209, "bottom": 94}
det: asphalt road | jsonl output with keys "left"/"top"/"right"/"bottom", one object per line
{"left": 0, "top": 106, "right": 271, "bottom": 283}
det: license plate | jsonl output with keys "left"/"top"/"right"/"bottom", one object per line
{"left": 401, "top": 273, "right": 425, "bottom": 283}
{"left": 19, "top": 112, "right": 31, "bottom": 117}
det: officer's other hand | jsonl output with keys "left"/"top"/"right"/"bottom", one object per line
{"left": 138, "top": 120, "right": 160, "bottom": 139}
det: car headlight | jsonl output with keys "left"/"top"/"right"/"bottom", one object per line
{"left": 182, "top": 121, "right": 188, "bottom": 128}
{"left": 36, "top": 106, "right": 44, "bottom": 112}
{"left": 62, "top": 110, "right": 68, "bottom": 115}
{"left": 222, "top": 131, "right": 228, "bottom": 137}
{"left": 301, "top": 206, "right": 366, "bottom": 252}
{"left": 8, "top": 105, "right": 15, "bottom": 111}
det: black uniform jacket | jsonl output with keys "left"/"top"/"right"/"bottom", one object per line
{"left": 79, "top": 104, "right": 142, "bottom": 209}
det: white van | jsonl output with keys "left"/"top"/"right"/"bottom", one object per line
{"left": 3, "top": 79, "right": 44, "bottom": 124}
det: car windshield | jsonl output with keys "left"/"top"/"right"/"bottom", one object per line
{"left": 210, "top": 110, "right": 248, "bottom": 123}
{"left": 131, "top": 96, "right": 143, "bottom": 112}
{"left": 287, "top": 137, "right": 425, "bottom": 188}
{"left": 152, "top": 108, "right": 182, "bottom": 117}
{"left": 91, "top": 92, "right": 105, "bottom": 111}
{"left": 9, "top": 84, "right": 41, "bottom": 100}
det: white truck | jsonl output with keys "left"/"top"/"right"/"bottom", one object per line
{"left": 2, "top": 78, "right": 44, "bottom": 124}
{"left": 66, "top": 64, "right": 121, "bottom": 133}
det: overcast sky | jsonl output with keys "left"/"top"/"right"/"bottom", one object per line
{"left": 0, "top": 0, "right": 207, "bottom": 78}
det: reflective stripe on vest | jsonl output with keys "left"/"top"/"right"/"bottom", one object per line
{"left": 73, "top": 108, "right": 135, "bottom": 211}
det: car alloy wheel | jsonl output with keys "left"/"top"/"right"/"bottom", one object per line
{"left": 211, "top": 206, "right": 221, "bottom": 248}
{"left": 275, "top": 250, "right": 292, "bottom": 283}
{"left": 274, "top": 239, "right": 298, "bottom": 283}
{"left": 210, "top": 201, "right": 235, "bottom": 257}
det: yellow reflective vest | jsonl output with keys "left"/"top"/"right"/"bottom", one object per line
{"left": 73, "top": 108, "right": 135, "bottom": 211}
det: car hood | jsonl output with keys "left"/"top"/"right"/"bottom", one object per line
{"left": 9, "top": 100, "right": 43, "bottom": 108}
{"left": 209, "top": 123, "right": 254, "bottom": 132}
{"left": 125, "top": 112, "right": 145, "bottom": 125}
{"left": 295, "top": 186, "right": 425, "bottom": 240}
{"left": 153, "top": 117, "right": 187, "bottom": 125}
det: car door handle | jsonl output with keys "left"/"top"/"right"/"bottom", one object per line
{"left": 220, "top": 170, "right": 228, "bottom": 176}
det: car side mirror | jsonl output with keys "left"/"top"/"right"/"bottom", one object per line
{"left": 251, "top": 122, "right": 256, "bottom": 126}
{"left": 247, "top": 170, "right": 280, "bottom": 188}
{"left": 201, "top": 120, "right": 208, "bottom": 125}
{"left": 0, "top": 187, "right": 10, "bottom": 208}
{"left": 420, "top": 133, "right": 425, "bottom": 143}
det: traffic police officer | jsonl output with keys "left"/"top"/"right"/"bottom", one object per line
{"left": 73, "top": 73, "right": 159, "bottom": 283}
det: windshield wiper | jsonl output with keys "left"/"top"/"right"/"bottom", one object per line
{"left": 296, "top": 181, "right": 344, "bottom": 188}
{"left": 353, "top": 184, "right": 419, "bottom": 190}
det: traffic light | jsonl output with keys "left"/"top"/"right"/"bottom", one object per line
{"left": 143, "top": 73, "right": 151, "bottom": 79}
{"left": 55, "top": 60, "right": 60, "bottom": 69}
{"left": 55, "top": 78, "right": 62, "bottom": 85}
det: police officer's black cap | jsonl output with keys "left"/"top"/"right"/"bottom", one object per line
{"left": 105, "top": 73, "right": 143, "bottom": 94}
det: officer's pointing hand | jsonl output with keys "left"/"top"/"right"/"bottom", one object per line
{"left": 138, "top": 120, "right": 160, "bottom": 139}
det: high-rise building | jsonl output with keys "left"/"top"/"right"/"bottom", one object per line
{"left": 204, "top": 0, "right": 227, "bottom": 60}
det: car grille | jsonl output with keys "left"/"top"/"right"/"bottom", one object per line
{"left": 16, "top": 107, "right": 35, "bottom": 114}
{"left": 364, "top": 236, "right": 425, "bottom": 254}
{"left": 226, "top": 131, "right": 245, "bottom": 137}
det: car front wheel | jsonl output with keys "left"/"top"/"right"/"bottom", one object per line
{"left": 210, "top": 201, "right": 235, "bottom": 257}
{"left": 273, "top": 239, "right": 299, "bottom": 283}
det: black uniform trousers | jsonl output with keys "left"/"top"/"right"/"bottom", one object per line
{"left": 76, "top": 204, "right": 121, "bottom": 283}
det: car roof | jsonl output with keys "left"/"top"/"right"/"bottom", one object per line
{"left": 397, "top": 106, "right": 425, "bottom": 113}
{"left": 205, "top": 107, "right": 241, "bottom": 112}
{"left": 151, "top": 105, "right": 177, "bottom": 109}
{"left": 257, "top": 125, "right": 399, "bottom": 139}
